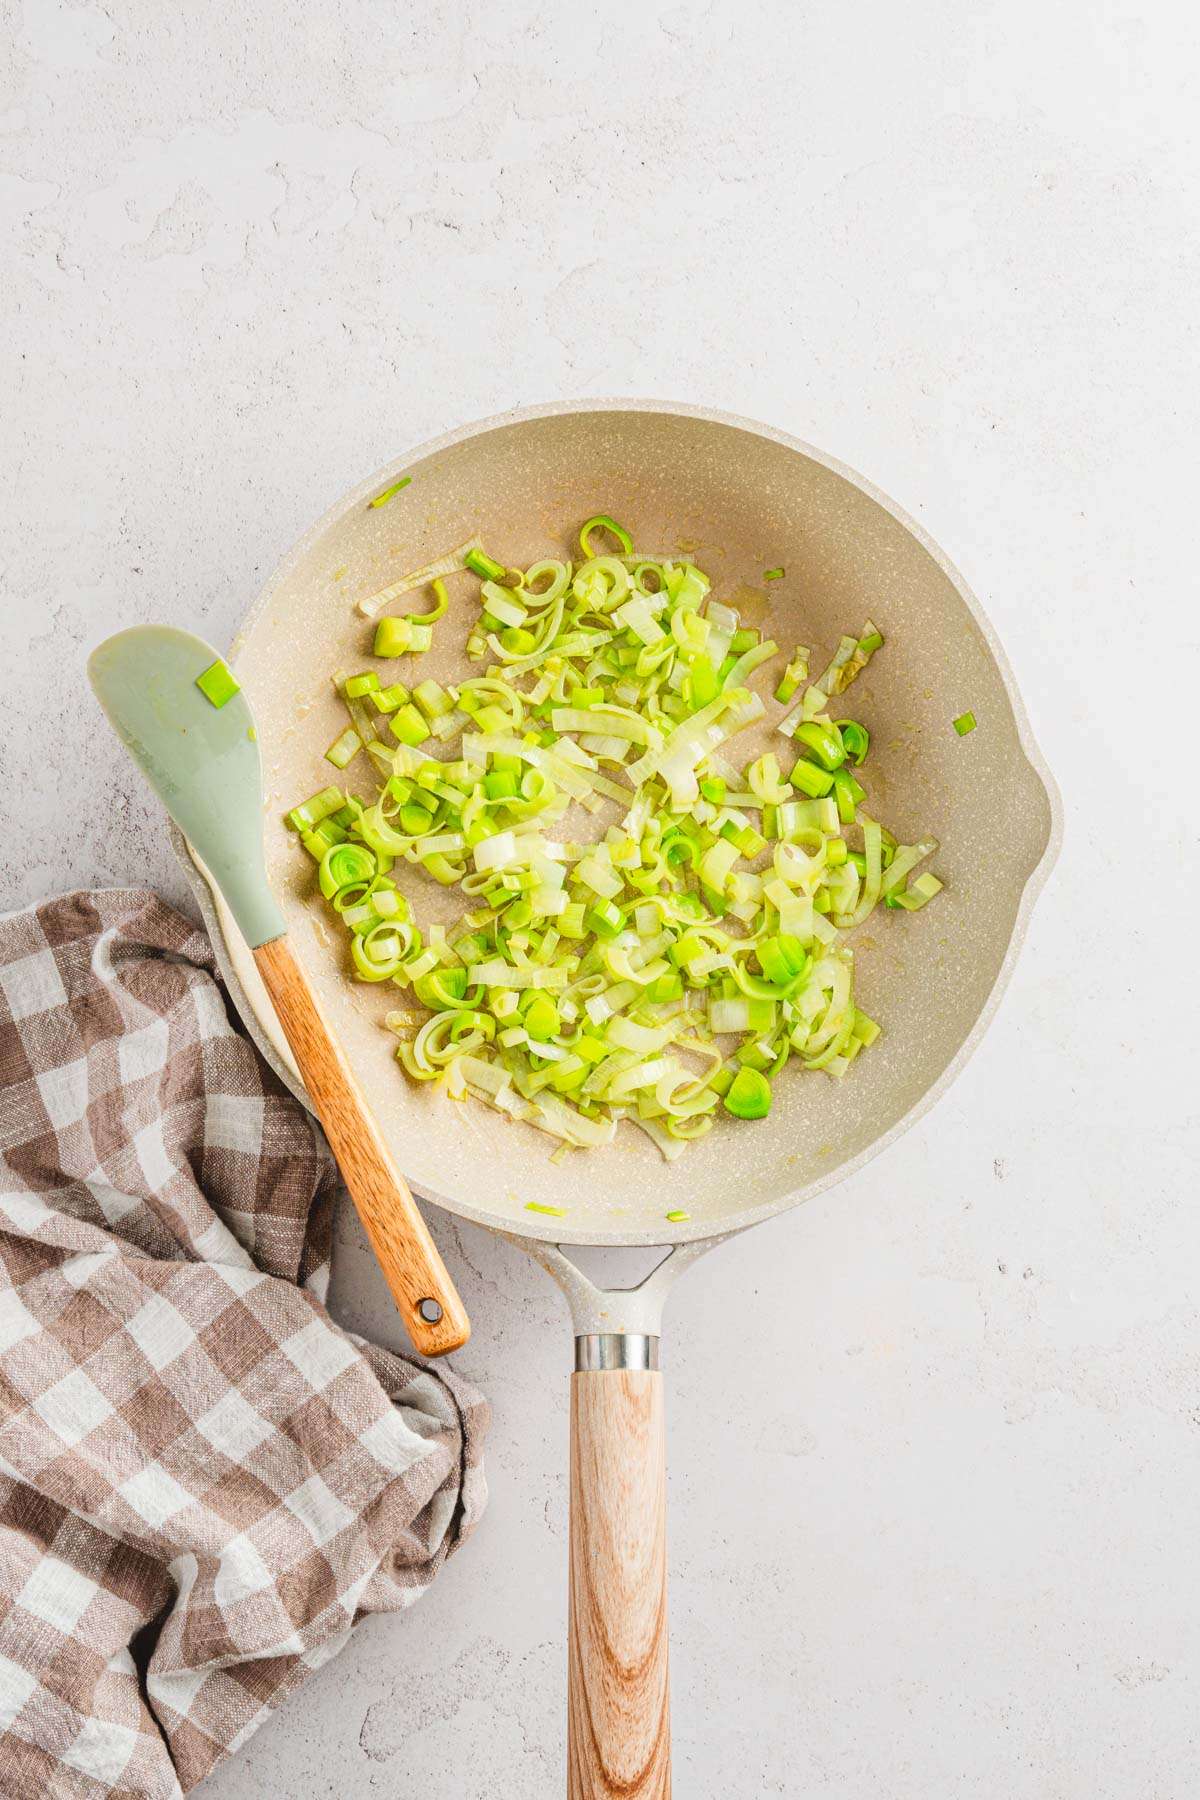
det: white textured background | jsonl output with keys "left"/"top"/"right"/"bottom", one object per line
{"left": 3, "top": 2, "right": 1199, "bottom": 1796}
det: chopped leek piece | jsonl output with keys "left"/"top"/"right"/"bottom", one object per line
{"left": 831, "top": 768, "right": 862, "bottom": 824}
{"left": 405, "top": 578, "right": 449, "bottom": 625}
{"left": 789, "top": 759, "right": 835, "bottom": 799}
{"left": 774, "top": 646, "right": 809, "bottom": 705}
{"left": 195, "top": 659, "right": 240, "bottom": 709}
{"left": 763, "top": 568, "right": 784, "bottom": 582}
{"left": 374, "top": 617, "right": 413, "bottom": 659}
{"left": 371, "top": 682, "right": 410, "bottom": 713}
{"left": 325, "top": 727, "right": 362, "bottom": 769}
{"left": 724, "top": 1066, "right": 772, "bottom": 1119}
{"left": 464, "top": 547, "right": 508, "bottom": 582}
{"left": 301, "top": 821, "right": 345, "bottom": 858}
{"left": 885, "top": 873, "right": 944, "bottom": 911}
{"left": 357, "top": 543, "right": 474, "bottom": 620}
{"left": 390, "top": 704, "right": 431, "bottom": 746}
{"left": 369, "top": 476, "right": 412, "bottom": 507}
{"left": 953, "top": 711, "right": 976, "bottom": 736}
{"left": 579, "top": 514, "right": 634, "bottom": 557}
{"left": 413, "top": 680, "right": 454, "bottom": 720}
{"left": 318, "top": 842, "right": 377, "bottom": 899}
{"left": 836, "top": 720, "right": 869, "bottom": 764}
{"left": 852, "top": 1009, "right": 880, "bottom": 1046}
{"left": 287, "top": 785, "right": 343, "bottom": 831}
{"left": 791, "top": 721, "right": 846, "bottom": 771}
{"left": 815, "top": 623, "right": 883, "bottom": 696}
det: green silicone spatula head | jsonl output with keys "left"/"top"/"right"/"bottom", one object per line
{"left": 88, "top": 626, "right": 285, "bottom": 949}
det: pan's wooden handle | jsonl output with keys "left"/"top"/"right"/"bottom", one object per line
{"left": 568, "top": 1367, "right": 670, "bottom": 1798}
{"left": 253, "top": 934, "right": 469, "bottom": 1358}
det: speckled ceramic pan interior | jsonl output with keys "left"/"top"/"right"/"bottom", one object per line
{"left": 193, "top": 401, "right": 1060, "bottom": 1248}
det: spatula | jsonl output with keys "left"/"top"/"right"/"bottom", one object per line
{"left": 88, "top": 624, "right": 470, "bottom": 1358}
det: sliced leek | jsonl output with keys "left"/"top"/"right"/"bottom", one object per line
{"left": 288, "top": 520, "right": 944, "bottom": 1163}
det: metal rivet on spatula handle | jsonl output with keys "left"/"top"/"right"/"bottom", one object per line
{"left": 417, "top": 1298, "right": 444, "bottom": 1324}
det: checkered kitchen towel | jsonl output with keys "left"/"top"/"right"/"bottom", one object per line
{"left": 0, "top": 891, "right": 487, "bottom": 1797}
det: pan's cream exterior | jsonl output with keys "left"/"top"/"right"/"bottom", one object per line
{"left": 184, "top": 400, "right": 1060, "bottom": 1247}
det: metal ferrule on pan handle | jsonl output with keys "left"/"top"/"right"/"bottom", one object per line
{"left": 575, "top": 1333, "right": 660, "bottom": 1371}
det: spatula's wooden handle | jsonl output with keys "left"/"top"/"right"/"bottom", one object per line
{"left": 568, "top": 1369, "right": 670, "bottom": 1798}
{"left": 252, "top": 934, "right": 469, "bottom": 1358}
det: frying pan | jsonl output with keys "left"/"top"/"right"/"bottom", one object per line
{"left": 178, "top": 400, "right": 1060, "bottom": 1796}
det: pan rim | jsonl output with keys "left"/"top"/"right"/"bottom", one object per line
{"left": 196, "top": 396, "right": 1063, "bottom": 1250}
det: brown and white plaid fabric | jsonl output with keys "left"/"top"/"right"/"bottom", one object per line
{"left": 0, "top": 890, "right": 487, "bottom": 1798}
